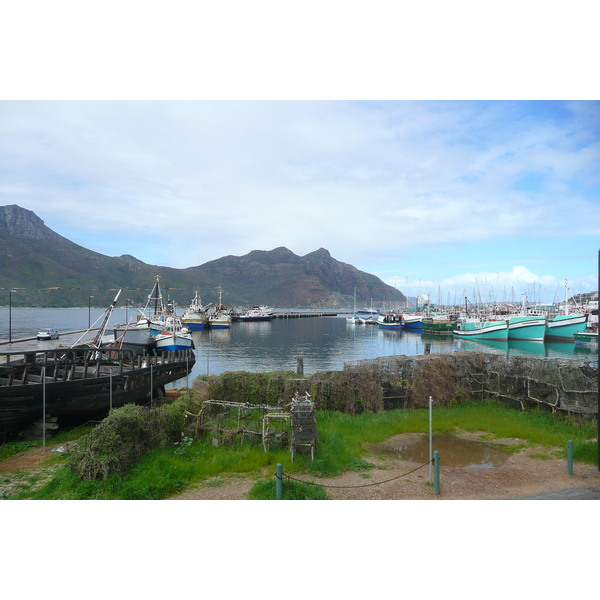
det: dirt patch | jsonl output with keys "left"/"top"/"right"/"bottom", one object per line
{"left": 168, "top": 433, "right": 600, "bottom": 500}
{"left": 3, "top": 435, "right": 599, "bottom": 500}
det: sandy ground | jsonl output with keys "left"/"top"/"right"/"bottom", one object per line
{"left": 167, "top": 432, "right": 600, "bottom": 500}
{"left": 2, "top": 433, "right": 599, "bottom": 500}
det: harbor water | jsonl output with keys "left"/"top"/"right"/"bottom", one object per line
{"left": 1, "top": 308, "right": 596, "bottom": 389}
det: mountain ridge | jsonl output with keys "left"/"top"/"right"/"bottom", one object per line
{"left": 0, "top": 204, "right": 407, "bottom": 309}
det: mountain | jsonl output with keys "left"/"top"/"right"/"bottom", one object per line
{"left": 0, "top": 204, "right": 407, "bottom": 309}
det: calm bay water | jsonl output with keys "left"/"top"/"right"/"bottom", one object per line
{"left": 1, "top": 309, "right": 596, "bottom": 389}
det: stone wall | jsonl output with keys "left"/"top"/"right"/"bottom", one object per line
{"left": 341, "top": 352, "right": 598, "bottom": 416}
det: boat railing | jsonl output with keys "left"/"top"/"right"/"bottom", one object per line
{"left": 1, "top": 347, "right": 196, "bottom": 371}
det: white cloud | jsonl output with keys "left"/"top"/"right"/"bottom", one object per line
{"left": 0, "top": 100, "right": 598, "bottom": 293}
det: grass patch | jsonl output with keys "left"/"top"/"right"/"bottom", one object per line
{"left": 9, "top": 399, "right": 598, "bottom": 500}
{"left": 248, "top": 478, "right": 330, "bottom": 500}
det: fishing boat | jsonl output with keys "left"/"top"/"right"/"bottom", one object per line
{"left": 154, "top": 312, "right": 194, "bottom": 352}
{"left": 402, "top": 313, "right": 423, "bottom": 329}
{"left": 545, "top": 313, "right": 588, "bottom": 341}
{"left": 181, "top": 291, "right": 211, "bottom": 331}
{"left": 108, "top": 276, "right": 168, "bottom": 354}
{"left": 507, "top": 315, "right": 547, "bottom": 341}
{"left": 421, "top": 313, "right": 458, "bottom": 334}
{"left": 377, "top": 312, "right": 404, "bottom": 329}
{"left": 453, "top": 319, "right": 509, "bottom": 341}
{"left": 544, "top": 280, "right": 589, "bottom": 341}
{"left": 208, "top": 288, "right": 232, "bottom": 328}
{"left": 573, "top": 328, "right": 599, "bottom": 346}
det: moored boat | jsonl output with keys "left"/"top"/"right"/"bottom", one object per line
{"left": 573, "top": 328, "right": 599, "bottom": 346}
{"left": 453, "top": 319, "right": 508, "bottom": 341}
{"left": 181, "top": 291, "right": 211, "bottom": 331}
{"left": 402, "top": 313, "right": 423, "bottom": 329}
{"left": 238, "top": 306, "right": 274, "bottom": 322}
{"left": 421, "top": 314, "right": 458, "bottom": 334}
{"left": 507, "top": 315, "right": 547, "bottom": 341}
{"left": 208, "top": 288, "right": 232, "bottom": 328}
{"left": 377, "top": 312, "right": 404, "bottom": 329}
{"left": 545, "top": 313, "right": 588, "bottom": 341}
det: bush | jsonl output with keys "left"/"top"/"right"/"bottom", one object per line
{"left": 69, "top": 397, "right": 192, "bottom": 481}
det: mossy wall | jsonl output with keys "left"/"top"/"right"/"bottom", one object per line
{"left": 193, "top": 352, "right": 598, "bottom": 417}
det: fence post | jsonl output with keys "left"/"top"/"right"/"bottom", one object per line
{"left": 276, "top": 463, "right": 283, "bottom": 499}
{"left": 567, "top": 440, "right": 573, "bottom": 476}
{"left": 434, "top": 450, "right": 440, "bottom": 495}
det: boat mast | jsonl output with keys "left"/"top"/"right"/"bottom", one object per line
{"left": 90, "top": 289, "right": 122, "bottom": 349}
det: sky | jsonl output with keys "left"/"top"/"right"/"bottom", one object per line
{"left": 2, "top": 100, "right": 598, "bottom": 306}
{"left": 1, "top": 3, "right": 599, "bottom": 307}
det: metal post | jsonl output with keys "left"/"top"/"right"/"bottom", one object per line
{"left": 434, "top": 450, "right": 440, "bottom": 495}
{"left": 567, "top": 439, "right": 573, "bottom": 476}
{"left": 429, "top": 396, "right": 433, "bottom": 484}
{"left": 42, "top": 366, "right": 46, "bottom": 451}
{"left": 276, "top": 463, "right": 283, "bottom": 500}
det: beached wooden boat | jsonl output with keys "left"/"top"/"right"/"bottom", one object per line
{"left": 0, "top": 347, "right": 195, "bottom": 436}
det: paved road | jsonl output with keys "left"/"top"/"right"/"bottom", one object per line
{"left": 510, "top": 487, "right": 600, "bottom": 500}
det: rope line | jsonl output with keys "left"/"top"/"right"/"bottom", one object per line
{"left": 278, "top": 460, "right": 433, "bottom": 489}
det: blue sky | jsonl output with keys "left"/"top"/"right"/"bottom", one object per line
{"left": 1, "top": 100, "right": 598, "bottom": 305}
{"left": 1, "top": 3, "right": 599, "bottom": 306}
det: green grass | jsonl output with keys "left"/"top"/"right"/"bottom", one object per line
{"left": 6, "top": 400, "right": 598, "bottom": 500}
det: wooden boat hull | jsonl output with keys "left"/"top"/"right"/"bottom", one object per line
{"left": 0, "top": 348, "right": 195, "bottom": 435}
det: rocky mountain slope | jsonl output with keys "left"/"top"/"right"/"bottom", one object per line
{"left": 0, "top": 204, "right": 406, "bottom": 308}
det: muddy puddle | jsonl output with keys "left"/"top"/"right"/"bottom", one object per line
{"left": 368, "top": 433, "right": 510, "bottom": 469}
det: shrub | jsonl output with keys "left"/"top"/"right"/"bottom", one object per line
{"left": 69, "top": 397, "right": 192, "bottom": 481}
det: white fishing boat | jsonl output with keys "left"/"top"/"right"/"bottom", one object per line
{"left": 154, "top": 315, "right": 194, "bottom": 352}
{"left": 181, "top": 291, "right": 211, "bottom": 331}
{"left": 208, "top": 288, "right": 232, "bottom": 328}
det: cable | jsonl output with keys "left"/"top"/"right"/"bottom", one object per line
{"left": 278, "top": 459, "right": 433, "bottom": 489}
